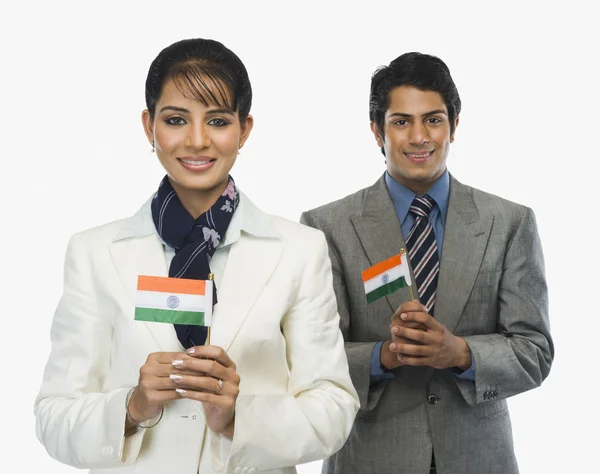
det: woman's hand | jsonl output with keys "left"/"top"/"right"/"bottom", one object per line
{"left": 128, "top": 351, "right": 193, "bottom": 423}
{"left": 171, "top": 345, "right": 240, "bottom": 437}
{"left": 127, "top": 346, "right": 239, "bottom": 436}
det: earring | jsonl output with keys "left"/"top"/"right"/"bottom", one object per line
{"left": 238, "top": 143, "right": 242, "bottom": 155}
{"left": 151, "top": 140, "right": 155, "bottom": 153}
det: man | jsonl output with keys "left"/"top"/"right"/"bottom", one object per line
{"left": 300, "top": 52, "right": 553, "bottom": 474}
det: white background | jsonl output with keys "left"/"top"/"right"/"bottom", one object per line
{"left": 1, "top": 1, "right": 598, "bottom": 472}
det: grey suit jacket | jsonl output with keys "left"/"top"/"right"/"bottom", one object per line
{"left": 301, "top": 173, "right": 553, "bottom": 474}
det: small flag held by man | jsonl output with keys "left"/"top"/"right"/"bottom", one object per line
{"left": 134, "top": 275, "right": 213, "bottom": 326}
{"left": 362, "top": 251, "right": 412, "bottom": 303}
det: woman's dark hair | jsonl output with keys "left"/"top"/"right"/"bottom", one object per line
{"left": 369, "top": 52, "right": 461, "bottom": 155}
{"left": 145, "top": 38, "right": 252, "bottom": 121}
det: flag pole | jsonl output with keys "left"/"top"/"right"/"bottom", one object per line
{"left": 206, "top": 273, "right": 214, "bottom": 345}
{"left": 400, "top": 248, "right": 415, "bottom": 300}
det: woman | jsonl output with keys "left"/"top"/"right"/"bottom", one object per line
{"left": 34, "top": 38, "right": 358, "bottom": 474}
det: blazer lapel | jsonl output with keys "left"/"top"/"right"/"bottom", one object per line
{"left": 351, "top": 174, "right": 415, "bottom": 313}
{"left": 435, "top": 176, "right": 493, "bottom": 332}
{"left": 209, "top": 232, "right": 286, "bottom": 353}
{"left": 109, "top": 233, "right": 182, "bottom": 352}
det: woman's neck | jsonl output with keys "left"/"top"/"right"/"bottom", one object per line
{"left": 169, "top": 177, "right": 228, "bottom": 219}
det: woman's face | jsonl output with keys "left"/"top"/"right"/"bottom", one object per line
{"left": 143, "top": 78, "right": 253, "bottom": 196}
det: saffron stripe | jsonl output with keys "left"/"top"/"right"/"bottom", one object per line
{"left": 137, "top": 275, "right": 206, "bottom": 295}
{"left": 362, "top": 254, "right": 403, "bottom": 282}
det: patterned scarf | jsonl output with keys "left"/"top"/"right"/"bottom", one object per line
{"left": 151, "top": 175, "right": 239, "bottom": 348}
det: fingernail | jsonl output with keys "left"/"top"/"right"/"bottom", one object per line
{"left": 176, "top": 388, "right": 187, "bottom": 397}
{"left": 397, "top": 354, "right": 403, "bottom": 362}
{"left": 391, "top": 327, "right": 398, "bottom": 334}
{"left": 185, "top": 347, "right": 195, "bottom": 354}
{"left": 389, "top": 343, "right": 396, "bottom": 351}
{"left": 172, "top": 360, "right": 184, "bottom": 368}
{"left": 170, "top": 374, "right": 183, "bottom": 382}
{"left": 401, "top": 313, "right": 407, "bottom": 320}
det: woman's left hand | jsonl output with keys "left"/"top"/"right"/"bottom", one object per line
{"left": 171, "top": 345, "right": 240, "bottom": 437}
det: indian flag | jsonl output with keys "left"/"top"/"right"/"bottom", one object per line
{"left": 134, "top": 275, "right": 213, "bottom": 326}
{"left": 362, "top": 253, "right": 412, "bottom": 303}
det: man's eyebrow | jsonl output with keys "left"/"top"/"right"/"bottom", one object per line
{"left": 389, "top": 109, "right": 447, "bottom": 118}
{"left": 422, "top": 109, "right": 447, "bottom": 117}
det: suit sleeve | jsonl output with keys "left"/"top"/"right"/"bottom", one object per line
{"left": 34, "top": 233, "right": 146, "bottom": 469}
{"left": 301, "top": 211, "right": 387, "bottom": 411}
{"left": 455, "top": 207, "right": 554, "bottom": 405}
{"left": 213, "top": 229, "right": 359, "bottom": 472}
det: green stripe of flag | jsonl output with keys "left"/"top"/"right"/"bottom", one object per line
{"left": 366, "top": 276, "right": 409, "bottom": 304}
{"left": 135, "top": 307, "right": 206, "bottom": 326}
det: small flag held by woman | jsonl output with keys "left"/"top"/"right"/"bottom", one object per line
{"left": 134, "top": 275, "right": 213, "bottom": 326}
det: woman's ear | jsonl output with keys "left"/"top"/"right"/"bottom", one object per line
{"left": 142, "top": 109, "right": 154, "bottom": 146}
{"left": 238, "top": 114, "right": 254, "bottom": 149}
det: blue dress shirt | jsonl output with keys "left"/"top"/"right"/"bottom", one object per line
{"left": 370, "top": 169, "right": 476, "bottom": 382}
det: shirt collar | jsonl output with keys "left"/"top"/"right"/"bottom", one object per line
{"left": 385, "top": 168, "right": 450, "bottom": 223}
{"left": 113, "top": 191, "right": 280, "bottom": 245}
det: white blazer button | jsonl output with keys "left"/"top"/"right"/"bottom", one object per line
{"left": 248, "top": 469, "right": 256, "bottom": 473}
{"left": 234, "top": 468, "right": 242, "bottom": 474}
{"left": 241, "top": 468, "right": 249, "bottom": 474}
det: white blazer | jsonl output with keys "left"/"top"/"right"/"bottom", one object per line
{"left": 34, "top": 193, "right": 359, "bottom": 474}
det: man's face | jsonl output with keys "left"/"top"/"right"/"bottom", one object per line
{"left": 371, "top": 85, "right": 458, "bottom": 194}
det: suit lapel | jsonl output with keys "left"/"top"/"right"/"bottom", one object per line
{"left": 435, "top": 176, "right": 493, "bottom": 332}
{"left": 351, "top": 175, "right": 414, "bottom": 313}
{"left": 209, "top": 232, "right": 286, "bottom": 353}
{"left": 109, "top": 233, "right": 182, "bottom": 352}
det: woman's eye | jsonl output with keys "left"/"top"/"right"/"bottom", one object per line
{"left": 165, "top": 117, "right": 186, "bottom": 126}
{"left": 208, "top": 118, "right": 229, "bottom": 127}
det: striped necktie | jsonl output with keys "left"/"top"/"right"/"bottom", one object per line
{"left": 405, "top": 195, "right": 440, "bottom": 315}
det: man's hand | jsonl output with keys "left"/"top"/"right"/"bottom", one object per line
{"left": 380, "top": 318, "right": 427, "bottom": 370}
{"left": 389, "top": 300, "right": 472, "bottom": 370}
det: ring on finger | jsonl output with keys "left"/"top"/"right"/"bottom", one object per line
{"left": 216, "top": 378, "right": 224, "bottom": 393}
